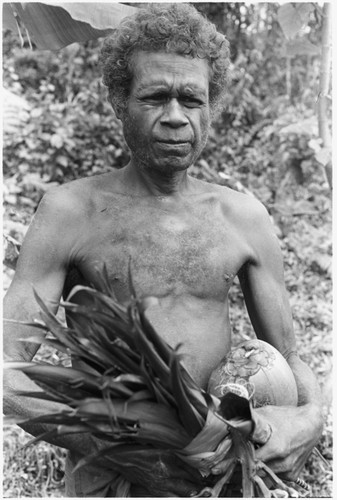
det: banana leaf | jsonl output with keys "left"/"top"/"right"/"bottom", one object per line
{"left": 3, "top": 2, "right": 137, "bottom": 50}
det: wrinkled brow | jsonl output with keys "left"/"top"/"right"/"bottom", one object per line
{"left": 136, "top": 81, "right": 208, "bottom": 96}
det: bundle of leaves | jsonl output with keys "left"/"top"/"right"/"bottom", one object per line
{"left": 5, "top": 272, "right": 311, "bottom": 497}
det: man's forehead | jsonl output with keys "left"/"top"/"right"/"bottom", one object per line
{"left": 130, "top": 51, "right": 210, "bottom": 90}
{"left": 136, "top": 78, "right": 208, "bottom": 93}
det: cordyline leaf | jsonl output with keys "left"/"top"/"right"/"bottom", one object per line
{"left": 66, "top": 285, "right": 129, "bottom": 321}
{"left": 75, "top": 398, "right": 180, "bottom": 428}
{"left": 137, "top": 301, "right": 175, "bottom": 365}
{"left": 33, "top": 288, "right": 64, "bottom": 327}
{"left": 99, "top": 341, "right": 141, "bottom": 375}
{"left": 253, "top": 475, "right": 271, "bottom": 497}
{"left": 72, "top": 443, "right": 155, "bottom": 473}
{"left": 134, "top": 421, "right": 190, "bottom": 449}
{"left": 89, "top": 323, "right": 139, "bottom": 365}
{"left": 114, "top": 374, "right": 147, "bottom": 386}
{"left": 195, "top": 436, "right": 232, "bottom": 475}
{"left": 132, "top": 311, "right": 171, "bottom": 383}
{"left": 127, "top": 259, "right": 137, "bottom": 300}
{"left": 15, "top": 390, "right": 73, "bottom": 404}
{"left": 69, "top": 398, "right": 190, "bottom": 449}
{"left": 14, "top": 277, "right": 250, "bottom": 492}
{"left": 180, "top": 380, "right": 208, "bottom": 421}
{"left": 180, "top": 410, "right": 229, "bottom": 457}
{"left": 127, "top": 390, "right": 153, "bottom": 403}
{"left": 138, "top": 356, "right": 174, "bottom": 406}
{"left": 58, "top": 316, "right": 110, "bottom": 371}
{"left": 22, "top": 428, "right": 63, "bottom": 449}
{"left": 21, "top": 422, "right": 101, "bottom": 450}
{"left": 5, "top": 362, "right": 101, "bottom": 395}
{"left": 115, "top": 476, "right": 131, "bottom": 498}
{"left": 19, "top": 334, "right": 69, "bottom": 354}
{"left": 201, "top": 459, "right": 237, "bottom": 498}
{"left": 3, "top": 414, "right": 31, "bottom": 425}
{"left": 68, "top": 310, "right": 136, "bottom": 350}
{"left": 4, "top": 318, "right": 48, "bottom": 331}
{"left": 19, "top": 411, "right": 84, "bottom": 427}
{"left": 92, "top": 263, "right": 118, "bottom": 300}
{"left": 31, "top": 301, "right": 98, "bottom": 366}
{"left": 100, "top": 379, "right": 134, "bottom": 398}
{"left": 170, "top": 355, "right": 204, "bottom": 437}
{"left": 63, "top": 316, "right": 140, "bottom": 374}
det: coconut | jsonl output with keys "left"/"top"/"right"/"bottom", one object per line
{"left": 208, "top": 339, "right": 298, "bottom": 407}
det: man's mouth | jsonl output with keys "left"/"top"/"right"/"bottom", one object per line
{"left": 156, "top": 140, "right": 190, "bottom": 144}
{"left": 155, "top": 140, "right": 191, "bottom": 150}
{"left": 156, "top": 137, "right": 191, "bottom": 145}
{"left": 154, "top": 140, "right": 192, "bottom": 155}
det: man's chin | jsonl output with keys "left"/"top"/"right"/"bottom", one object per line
{"left": 151, "top": 160, "right": 191, "bottom": 175}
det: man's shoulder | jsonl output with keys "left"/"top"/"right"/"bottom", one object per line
{"left": 41, "top": 172, "right": 119, "bottom": 216}
{"left": 202, "top": 182, "right": 269, "bottom": 222}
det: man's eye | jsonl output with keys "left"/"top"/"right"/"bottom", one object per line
{"left": 144, "top": 94, "right": 167, "bottom": 103}
{"left": 181, "top": 96, "right": 203, "bottom": 108}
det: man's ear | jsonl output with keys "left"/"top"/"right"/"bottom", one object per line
{"left": 108, "top": 96, "right": 123, "bottom": 120}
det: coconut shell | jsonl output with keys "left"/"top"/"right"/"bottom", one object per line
{"left": 208, "top": 339, "right": 298, "bottom": 408}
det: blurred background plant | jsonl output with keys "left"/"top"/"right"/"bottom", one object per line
{"left": 2, "top": 2, "right": 332, "bottom": 497}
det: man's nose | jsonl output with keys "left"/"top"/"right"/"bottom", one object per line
{"left": 160, "top": 99, "right": 188, "bottom": 128}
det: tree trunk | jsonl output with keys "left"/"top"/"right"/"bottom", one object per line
{"left": 317, "top": 3, "right": 332, "bottom": 188}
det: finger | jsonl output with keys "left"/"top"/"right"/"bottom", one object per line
{"left": 258, "top": 458, "right": 298, "bottom": 482}
{"left": 271, "top": 488, "right": 291, "bottom": 498}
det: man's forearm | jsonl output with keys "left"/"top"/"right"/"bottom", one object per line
{"left": 4, "top": 368, "right": 110, "bottom": 462}
{"left": 286, "top": 353, "right": 322, "bottom": 405}
{"left": 287, "top": 353, "right": 324, "bottom": 432}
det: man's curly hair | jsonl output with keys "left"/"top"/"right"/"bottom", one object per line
{"left": 100, "top": 3, "right": 231, "bottom": 118}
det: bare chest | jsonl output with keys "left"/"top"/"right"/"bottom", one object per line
{"left": 73, "top": 196, "right": 248, "bottom": 301}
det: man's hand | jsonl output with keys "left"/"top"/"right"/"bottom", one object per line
{"left": 252, "top": 404, "right": 322, "bottom": 480}
{"left": 104, "top": 449, "right": 204, "bottom": 497}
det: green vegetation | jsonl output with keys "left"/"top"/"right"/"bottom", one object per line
{"left": 3, "top": 3, "right": 332, "bottom": 497}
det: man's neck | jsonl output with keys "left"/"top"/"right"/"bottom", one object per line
{"left": 122, "top": 162, "right": 193, "bottom": 197}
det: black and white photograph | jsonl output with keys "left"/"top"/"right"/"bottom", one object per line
{"left": 2, "top": 2, "right": 332, "bottom": 498}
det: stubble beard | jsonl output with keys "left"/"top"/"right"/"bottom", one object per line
{"left": 122, "top": 115, "right": 210, "bottom": 177}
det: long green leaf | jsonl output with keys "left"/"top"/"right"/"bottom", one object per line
{"left": 72, "top": 443, "right": 154, "bottom": 473}
{"left": 6, "top": 362, "right": 101, "bottom": 395}
{"left": 19, "top": 334, "right": 69, "bottom": 354}
{"left": 33, "top": 288, "right": 64, "bottom": 329}
{"left": 170, "top": 356, "right": 204, "bottom": 437}
{"left": 138, "top": 356, "right": 171, "bottom": 406}
{"left": 131, "top": 307, "right": 171, "bottom": 383}
{"left": 61, "top": 315, "right": 139, "bottom": 374}
{"left": 4, "top": 318, "right": 48, "bottom": 331}
{"left": 92, "top": 263, "right": 118, "bottom": 299}
{"left": 138, "top": 303, "right": 175, "bottom": 365}
{"left": 66, "top": 286, "right": 129, "bottom": 322}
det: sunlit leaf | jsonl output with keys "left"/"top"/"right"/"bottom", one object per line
{"left": 315, "top": 147, "right": 331, "bottom": 167}
{"left": 278, "top": 4, "right": 306, "bottom": 39}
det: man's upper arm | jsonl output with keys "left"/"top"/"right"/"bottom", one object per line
{"left": 4, "top": 186, "right": 83, "bottom": 360}
{"left": 238, "top": 199, "right": 297, "bottom": 357}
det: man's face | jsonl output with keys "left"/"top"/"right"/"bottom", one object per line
{"left": 121, "top": 51, "right": 211, "bottom": 174}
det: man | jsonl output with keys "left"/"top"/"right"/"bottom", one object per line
{"left": 4, "top": 3, "right": 323, "bottom": 497}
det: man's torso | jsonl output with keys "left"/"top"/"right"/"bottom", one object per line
{"left": 63, "top": 170, "right": 255, "bottom": 388}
